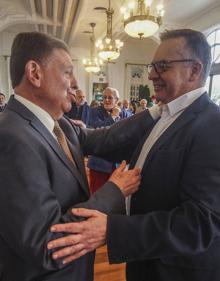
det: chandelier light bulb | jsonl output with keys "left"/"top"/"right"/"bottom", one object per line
{"left": 128, "top": 2, "right": 135, "bottom": 9}
{"left": 105, "top": 38, "right": 111, "bottom": 44}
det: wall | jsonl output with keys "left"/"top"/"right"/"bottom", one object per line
{"left": 70, "top": 37, "right": 158, "bottom": 103}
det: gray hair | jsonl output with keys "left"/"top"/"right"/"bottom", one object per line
{"left": 160, "top": 29, "right": 211, "bottom": 84}
{"left": 103, "top": 87, "right": 120, "bottom": 100}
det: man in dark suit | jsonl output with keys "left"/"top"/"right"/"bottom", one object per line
{"left": 0, "top": 31, "right": 151, "bottom": 281}
{"left": 65, "top": 89, "right": 90, "bottom": 126}
{"left": 0, "top": 92, "right": 6, "bottom": 112}
{"left": 48, "top": 29, "right": 220, "bottom": 281}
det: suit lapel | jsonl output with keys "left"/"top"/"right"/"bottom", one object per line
{"left": 31, "top": 119, "right": 90, "bottom": 196}
{"left": 133, "top": 93, "right": 210, "bottom": 170}
{"left": 7, "top": 96, "right": 89, "bottom": 197}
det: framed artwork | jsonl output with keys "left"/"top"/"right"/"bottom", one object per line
{"left": 125, "top": 63, "right": 150, "bottom": 101}
{"left": 92, "top": 82, "right": 108, "bottom": 101}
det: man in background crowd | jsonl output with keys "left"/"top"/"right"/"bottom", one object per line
{"left": 0, "top": 92, "right": 6, "bottom": 112}
{"left": 136, "top": 98, "right": 148, "bottom": 112}
{"left": 120, "top": 99, "right": 133, "bottom": 119}
{"left": 65, "top": 89, "right": 90, "bottom": 126}
{"left": 87, "top": 87, "right": 121, "bottom": 193}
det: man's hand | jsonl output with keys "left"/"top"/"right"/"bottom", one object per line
{"left": 70, "top": 119, "right": 86, "bottom": 128}
{"left": 47, "top": 208, "right": 107, "bottom": 264}
{"left": 109, "top": 160, "right": 141, "bottom": 197}
{"left": 111, "top": 106, "right": 121, "bottom": 118}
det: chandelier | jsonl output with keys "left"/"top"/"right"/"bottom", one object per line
{"left": 121, "top": 0, "right": 165, "bottom": 39}
{"left": 96, "top": 0, "right": 124, "bottom": 62}
{"left": 83, "top": 23, "right": 103, "bottom": 73}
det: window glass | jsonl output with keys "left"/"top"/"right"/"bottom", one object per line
{"left": 207, "top": 30, "right": 216, "bottom": 46}
{"left": 214, "top": 45, "right": 220, "bottom": 63}
{"left": 210, "top": 74, "right": 220, "bottom": 105}
{"left": 205, "top": 76, "right": 210, "bottom": 93}
{"left": 216, "top": 29, "right": 220, "bottom": 43}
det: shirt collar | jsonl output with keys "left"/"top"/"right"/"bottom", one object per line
{"left": 14, "top": 94, "right": 55, "bottom": 134}
{"left": 162, "top": 87, "right": 206, "bottom": 117}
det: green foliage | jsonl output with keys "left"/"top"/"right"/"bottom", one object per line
{"left": 139, "top": 85, "right": 151, "bottom": 102}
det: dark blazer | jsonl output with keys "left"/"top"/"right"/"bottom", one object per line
{"left": 120, "top": 108, "right": 133, "bottom": 119}
{"left": 0, "top": 104, "right": 6, "bottom": 112}
{"left": 87, "top": 105, "right": 117, "bottom": 173}
{"left": 65, "top": 102, "right": 90, "bottom": 126}
{"left": 107, "top": 93, "right": 220, "bottom": 281}
{"left": 0, "top": 96, "right": 150, "bottom": 281}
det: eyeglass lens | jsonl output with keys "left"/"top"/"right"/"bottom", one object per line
{"left": 103, "top": 95, "right": 114, "bottom": 100}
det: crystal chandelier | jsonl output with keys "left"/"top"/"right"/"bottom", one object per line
{"left": 121, "top": 0, "right": 165, "bottom": 39}
{"left": 83, "top": 23, "right": 103, "bottom": 73}
{"left": 96, "top": 0, "right": 124, "bottom": 62}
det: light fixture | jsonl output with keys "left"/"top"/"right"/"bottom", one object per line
{"left": 95, "top": 0, "right": 124, "bottom": 62}
{"left": 83, "top": 23, "right": 103, "bottom": 73}
{"left": 121, "top": 0, "right": 165, "bottom": 39}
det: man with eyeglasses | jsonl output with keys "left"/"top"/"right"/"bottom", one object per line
{"left": 87, "top": 87, "right": 121, "bottom": 193}
{"left": 47, "top": 29, "right": 220, "bottom": 281}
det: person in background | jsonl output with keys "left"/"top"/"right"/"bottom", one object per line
{"left": 136, "top": 98, "right": 148, "bottom": 113}
{"left": 87, "top": 87, "right": 121, "bottom": 193}
{"left": 90, "top": 99, "right": 100, "bottom": 108}
{"left": 48, "top": 29, "right": 220, "bottom": 281}
{"left": 120, "top": 99, "right": 133, "bottom": 119}
{"left": 65, "top": 89, "right": 90, "bottom": 126}
{"left": 0, "top": 92, "right": 6, "bottom": 112}
{"left": 117, "top": 100, "right": 123, "bottom": 109}
{"left": 151, "top": 95, "right": 157, "bottom": 104}
{"left": 0, "top": 31, "right": 146, "bottom": 281}
{"left": 129, "top": 101, "right": 137, "bottom": 114}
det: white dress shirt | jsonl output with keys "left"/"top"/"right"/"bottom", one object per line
{"left": 135, "top": 87, "right": 205, "bottom": 170}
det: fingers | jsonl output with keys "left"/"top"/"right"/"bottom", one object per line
{"left": 62, "top": 249, "right": 89, "bottom": 264}
{"left": 50, "top": 222, "right": 82, "bottom": 233}
{"left": 51, "top": 242, "right": 85, "bottom": 261}
{"left": 115, "top": 160, "right": 127, "bottom": 172}
{"left": 47, "top": 234, "right": 81, "bottom": 250}
{"left": 71, "top": 208, "right": 100, "bottom": 218}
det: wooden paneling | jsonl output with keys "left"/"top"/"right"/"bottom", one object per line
{"left": 94, "top": 246, "right": 126, "bottom": 281}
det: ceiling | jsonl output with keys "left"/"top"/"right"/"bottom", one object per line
{"left": 1, "top": 0, "right": 220, "bottom": 51}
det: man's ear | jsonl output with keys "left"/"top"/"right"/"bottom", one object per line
{"left": 25, "top": 60, "right": 42, "bottom": 87}
{"left": 189, "top": 61, "right": 203, "bottom": 82}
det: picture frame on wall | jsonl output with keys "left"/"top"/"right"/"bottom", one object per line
{"left": 92, "top": 82, "right": 108, "bottom": 101}
{"left": 125, "top": 63, "right": 150, "bottom": 102}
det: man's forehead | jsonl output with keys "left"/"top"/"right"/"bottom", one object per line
{"left": 104, "top": 89, "right": 113, "bottom": 95}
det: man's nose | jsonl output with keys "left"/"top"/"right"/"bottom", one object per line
{"left": 148, "top": 68, "right": 159, "bottom": 80}
{"left": 70, "top": 75, "right": 78, "bottom": 90}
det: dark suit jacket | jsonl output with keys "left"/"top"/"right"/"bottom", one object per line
{"left": 107, "top": 93, "right": 220, "bottom": 281}
{"left": 0, "top": 96, "right": 150, "bottom": 281}
{"left": 88, "top": 105, "right": 118, "bottom": 173}
{"left": 65, "top": 102, "right": 90, "bottom": 126}
{"left": 0, "top": 104, "right": 6, "bottom": 112}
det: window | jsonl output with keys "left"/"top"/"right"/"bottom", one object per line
{"left": 206, "top": 28, "right": 220, "bottom": 105}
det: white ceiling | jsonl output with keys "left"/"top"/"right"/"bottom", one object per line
{"left": 1, "top": 0, "right": 220, "bottom": 50}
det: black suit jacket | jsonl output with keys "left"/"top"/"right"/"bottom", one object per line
{"left": 0, "top": 96, "right": 150, "bottom": 281}
{"left": 107, "top": 93, "right": 220, "bottom": 281}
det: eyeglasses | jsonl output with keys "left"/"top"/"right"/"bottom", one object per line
{"left": 103, "top": 95, "right": 114, "bottom": 100}
{"left": 146, "top": 59, "right": 196, "bottom": 74}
